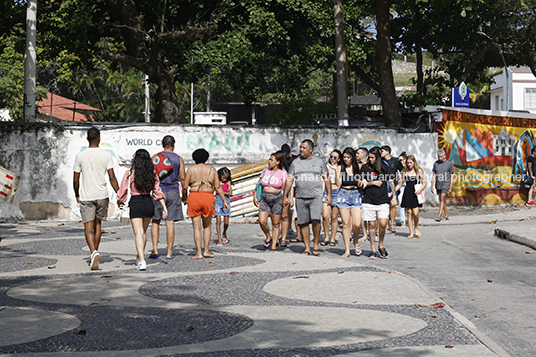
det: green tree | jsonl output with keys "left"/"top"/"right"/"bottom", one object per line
{"left": 36, "top": 0, "right": 336, "bottom": 123}
{"left": 0, "top": 23, "right": 47, "bottom": 121}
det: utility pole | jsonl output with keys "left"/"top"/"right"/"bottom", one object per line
{"left": 144, "top": 74, "right": 150, "bottom": 122}
{"left": 207, "top": 74, "right": 211, "bottom": 112}
{"left": 24, "top": 0, "right": 37, "bottom": 121}
{"left": 334, "top": 0, "right": 349, "bottom": 126}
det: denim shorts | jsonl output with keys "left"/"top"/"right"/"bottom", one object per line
{"left": 214, "top": 195, "right": 231, "bottom": 216}
{"left": 336, "top": 188, "right": 362, "bottom": 209}
{"left": 322, "top": 187, "right": 340, "bottom": 206}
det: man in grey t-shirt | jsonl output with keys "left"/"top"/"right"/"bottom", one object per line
{"left": 283, "top": 139, "right": 331, "bottom": 256}
{"left": 431, "top": 149, "right": 454, "bottom": 221}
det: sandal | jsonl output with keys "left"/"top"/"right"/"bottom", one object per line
{"left": 222, "top": 237, "right": 229, "bottom": 244}
{"left": 289, "top": 238, "right": 303, "bottom": 243}
{"left": 407, "top": 235, "right": 414, "bottom": 239}
{"left": 341, "top": 253, "right": 350, "bottom": 258}
{"left": 329, "top": 241, "right": 337, "bottom": 246}
{"left": 354, "top": 246, "right": 362, "bottom": 256}
{"left": 378, "top": 247, "right": 389, "bottom": 259}
{"left": 263, "top": 240, "right": 272, "bottom": 248}
{"left": 280, "top": 240, "right": 288, "bottom": 247}
{"left": 369, "top": 251, "right": 377, "bottom": 260}
{"left": 320, "top": 240, "right": 330, "bottom": 246}
{"left": 435, "top": 217, "right": 441, "bottom": 222}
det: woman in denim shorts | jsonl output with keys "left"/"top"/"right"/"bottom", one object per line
{"left": 253, "top": 152, "right": 288, "bottom": 251}
{"left": 334, "top": 147, "right": 363, "bottom": 258}
{"left": 321, "top": 149, "right": 342, "bottom": 247}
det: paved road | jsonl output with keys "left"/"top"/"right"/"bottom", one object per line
{"left": 0, "top": 205, "right": 533, "bottom": 356}
{"left": 379, "top": 218, "right": 536, "bottom": 357}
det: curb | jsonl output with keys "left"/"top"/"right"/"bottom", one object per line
{"left": 494, "top": 228, "right": 536, "bottom": 250}
{"left": 389, "top": 270, "right": 511, "bottom": 357}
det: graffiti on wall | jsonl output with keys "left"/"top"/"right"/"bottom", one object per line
{"left": 186, "top": 132, "right": 250, "bottom": 151}
{"left": 312, "top": 133, "right": 386, "bottom": 159}
{"left": 436, "top": 109, "right": 536, "bottom": 205}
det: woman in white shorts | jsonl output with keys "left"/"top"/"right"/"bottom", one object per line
{"left": 359, "top": 146, "right": 395, "bottom": 259}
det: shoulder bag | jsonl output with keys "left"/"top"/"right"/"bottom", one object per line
{"left": 255, "top": 169, "right": 267, "bottom": 202}
{"left": 119, "top": 174, "right": 131, "bottom": 224}
{"left": 521, "top": 169, "right": 534, "bottom": 187}
{"left": 414, "top": 174, "right": 426, "bottom": 204}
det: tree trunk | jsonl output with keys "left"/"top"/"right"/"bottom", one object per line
{"left": 375, "top": 0, "right": 401, "bottom": 127}
{"left": 416, "top": 41, "right": 424, "bottom": 95}
{"left": 108, "top": 0, "right": 183, "bottom": 124}
{"left": 334, "top": 0, "right": 349, "bottom": 126}
{"left": 151, "top": 66, "right": 181, "bottom": 124}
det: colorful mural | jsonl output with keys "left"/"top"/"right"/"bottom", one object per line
{"left": 436, "top": 109, "right": 536, "bottom": 205}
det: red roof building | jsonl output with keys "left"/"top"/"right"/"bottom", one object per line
{"left": 37, "top": 92, "right": 101, "bottom": 122}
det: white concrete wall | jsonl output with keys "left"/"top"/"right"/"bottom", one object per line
{"left": 0, "top": 123, "right": 438, "bottom": 221}
{"left": 511, "top": 72, "right": 536, "bottom": 113}
{"left": 490, "top": 69, "right": 513, "bottom": 112}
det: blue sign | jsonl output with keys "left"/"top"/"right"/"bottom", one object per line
{"left": 451, "top": 82, "right": 470, "bottom": 108}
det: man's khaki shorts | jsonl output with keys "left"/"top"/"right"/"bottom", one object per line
{"left": 80, "top": 199, "right": 109, "bottom": 223}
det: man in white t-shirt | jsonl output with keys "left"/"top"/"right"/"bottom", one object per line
{"left": 73, "top": 127, "right": 119, "bottom": 270}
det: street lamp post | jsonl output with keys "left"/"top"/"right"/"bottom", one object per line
{"left": 477, "top": 31, "right": 509, "bottom": 111}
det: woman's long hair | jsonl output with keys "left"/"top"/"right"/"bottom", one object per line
{"left": 342, "top": 147, "right": 359, "bottom": 175}
{"left": 131, "top": 149, "right": 156, "bottom": 193}
{"left": 275, "top": 150, "right": 289, "bottom": 171}
{"left": 331, "top": 149, "right": 343, "bottom": 167}
{"left": 368, "top": 146, "right": 386, "bottom": 174}
{"left": 402, "top": 155, "right": 422, "bottom": 177}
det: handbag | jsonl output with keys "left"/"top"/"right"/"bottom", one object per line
{"left": 119, "top": 173, "right": 131, "bottom": 224}
{"left": 255, "top": 182, "right": 263, "bottom": 202}
{"left": 119, "top": 205, "right": 130, "bottom": 224}
{"left": 521, "top": 170, "right": 534, "bottom": 186}
{"left": 255, "top": 169, "right": 267, "bottom": 202}
{"left": 414, "top": 182, "right": 426, "bottom": 204}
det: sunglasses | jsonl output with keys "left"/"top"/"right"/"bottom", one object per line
{"left": 330, "top": 155, "right": 338, "bottom": 159}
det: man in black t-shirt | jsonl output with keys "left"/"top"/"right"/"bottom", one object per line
{"left": 526, "top": 148, "right": 536, "bottom": 206}
{"left": 380, "top": 146, "right": 400, "bottom": 232}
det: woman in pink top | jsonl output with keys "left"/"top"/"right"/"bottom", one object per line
{"left": 117, "top": 149, "right": 167, "bottom": 271}
{"left": 253, "top": 152, "right": 287, "bottom": 251}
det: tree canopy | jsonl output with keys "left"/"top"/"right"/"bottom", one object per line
{"left": 2, "top": 0, "right": 536, "bottom": 125}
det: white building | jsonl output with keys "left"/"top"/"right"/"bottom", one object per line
{"left": 492, "top": 128, "right": 516, "bottom": 156}
{"left": 489, "top": 66, "right": 536, "bottom": 113}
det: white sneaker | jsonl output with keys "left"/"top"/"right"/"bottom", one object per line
{"left": 137, "top": 260, "right": 147, "bottom": 271}
{"left": 90, "top": 251, "right": 101, "bottom": 270}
